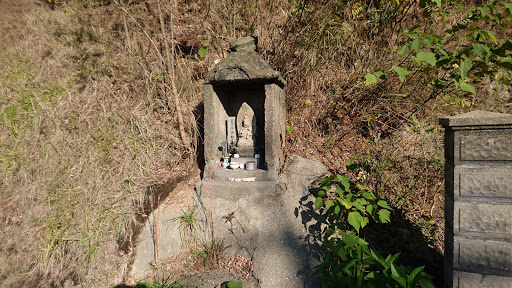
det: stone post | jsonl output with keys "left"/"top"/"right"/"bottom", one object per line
{"left": 440, "top": 110, "right": 512, "bottom": 288}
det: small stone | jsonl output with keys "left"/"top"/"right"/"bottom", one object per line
{"left": 229, "top": 36, "right": 257, "bottom": 52}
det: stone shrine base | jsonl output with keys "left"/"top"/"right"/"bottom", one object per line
{"left": 195, "top": 156, "right": 328, "bottom": 288}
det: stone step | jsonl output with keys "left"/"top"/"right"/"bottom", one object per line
{"left": 211, "top": 167, "right": 270, "bottom": 181}
{"left": 230, "top": 157, "right": 258, "bottom": 166}
{"left": 197, "top": 180, "right": 277, "bottom": 199}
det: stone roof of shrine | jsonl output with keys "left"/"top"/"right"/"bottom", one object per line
{"left": 205, "top": 36, "right": 286, "bottom": 87}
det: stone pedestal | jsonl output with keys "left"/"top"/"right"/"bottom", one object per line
{"left": 440, "top": 110, "right": 512, "bottom": 288}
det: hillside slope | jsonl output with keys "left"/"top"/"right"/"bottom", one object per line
{"left": 1, "top": 0, "right": 510, "bottom": 286}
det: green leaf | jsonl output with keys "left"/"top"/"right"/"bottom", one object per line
{"left": 366, "top": 204, "right": 374, "bottom": 216}
{"left": 415, "top": 52, "right": 437, "bottom": 66}
{"left": 460, "top": 81, "right": 476, "bottom": 94}
{"left": 358, "top": 237, "right": 368, "bottom": 245}
{"left": 317, "top": 190, "right": 326, "bottom": 197}
{"left": 347, "top": 211, "right": 363, "bottom": 232}
{"left": 337, "top": 246, "right": 348, "bottom": 260}
{"left": 472, "top": 43, "right": 490, "bottom": 58}
{"left": 357, "top": 198, "right": 368, "bottom": 205}
{"left": 337, "top": 175, "right": 350, "bottom": 191}
{"left": 411, "top": 39, "right": 423, "bottom": 52}
{"left": 325, "top": 200, "right": 334, "bottom": 210}
{"left": 362, "top": 191, "right": 375, "bottom": 199}
{"left": 314, "top": 197, "right": 324, "bottom": 210}
{"left": 346, "top": 158, "right": 357, "bottom": 170}
{"left": 334, "top": 205, "right": 342, "bottom": 215}
{"left": 286, "top": 125, "right": 294, "bottom": 133}
{"left": 221, "top": 281, "right": 243, "bottom": 288}
{"left": 391, "top": 263, "right": 407, "bottom": 288}
{"left": 341, "top": 200, "right": 353, "bottom": 209}
{"left": 370, "top": 249, "right": 389, "bottom": 269}
{"left": 361, "top": 216, "right": 369, "bottom": 229}
{"left": 342, "top": 234, "right": 359, "bottom": 246}
{"left": 305, "top": 99, "right": 312, "bottom": 104}
{"left": 433, "top": 0, "right": 441, "bottom": 8}
{"left": 198, "top": 47, "right": 208, "bottom": 58}
{"left": 407, "top": 266, "right": 425, "bottom": 287}
{"left": 352, "top": 201, "right": 365, "bottom": 212}
{"left": 365, "top": 73, "right": 378, "bottom": 85}
{"left": 505, "top": 3, "right": 512, "bottom": 14}
{"left": 374, "top": 70, "right": 385, "bottom": 79}
{"left": 397, "top": 45, "right": 412, "bottom": 55}
{"left": 378, "top": 209, "right": 391, "bottom": 223}
{"left": 460, "top": 60, "right": 473, "bottom": 79}
{"left": 419, "top": 277, "right": 436, "bottom": 288}
{"left": 377, "top": 200, "right": 391, "bottom": 209}
{"left": 392, "top": 66, "right": 410, "bottom": 82}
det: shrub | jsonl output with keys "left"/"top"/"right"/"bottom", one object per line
{"left": 310, "top": 171, "right": 434, "bottom": 288}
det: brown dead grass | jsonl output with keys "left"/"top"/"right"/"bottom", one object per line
{"left": 0, "top": 0, "right": 199, "bottom": 286}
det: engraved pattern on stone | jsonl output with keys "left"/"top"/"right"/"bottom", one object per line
{"left": 456, "top": 203, "right": 511, "bottom": 235}
{"left": 455, "top": 272, "right": 512, "bottom": 288}
{"left": 460, "top": 171, "right": 512, "bottom": 198}
{"left": 460, "top": 132, "right": 512, "bottom": 161}
{"left": 455, "top": 238, "right": 512, "bottom": 271}
{"left": 227, "top": 116, "right": 237, "bottom": 146}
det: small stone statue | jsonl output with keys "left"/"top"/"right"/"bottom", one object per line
{"left": 237, "top": 102, "right": 256, "bottom": 147}
{"left": 238, "top": 115, "right": 253, "bottom": 146}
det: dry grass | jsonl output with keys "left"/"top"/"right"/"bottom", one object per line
{"left": 0, "top": 0, "right": 199, "bottom": 286}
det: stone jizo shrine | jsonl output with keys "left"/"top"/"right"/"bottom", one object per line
{"left": 203, "top": 36, "right": 286, "bottom": 179}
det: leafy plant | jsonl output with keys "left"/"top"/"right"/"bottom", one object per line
{"left": 135, "top": 279, "right": 184, "bottom": 288}
{"left": 311, "top": 170, "right": 434, "bottom": 287}
{"left": 220, "top": 281, "right": 243, "bottom": 288}
{"left": 366, "top": 0, "right": 512, "bottom": 99}
{"left": 190, "top": 240, "right": 225, "bottom": 267}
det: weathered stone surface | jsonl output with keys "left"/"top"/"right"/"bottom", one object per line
{"left": 206, "top": 36, "right": 286, "bottom": 87}
{"left": 196, "top": 179, "right": 277, "bottom": 200}
{"left": 453, "top": 202, "right": 512, "bottom": 236}
{"left": 459, "top": 130, "right": 512, "bottom": 161}
{"left": 131, "top": 209, "right": 182, "bottom": 279}
{"left": 455, "top": 167, "right": 512, "bottom": 198}
{"left": 203, "top": 37, "right": 286, "bottom": 179}
{"left": 229, "top": 36, "right": 257, "bottom": 52}
{"left": 454, "top": 272, "right": 512, "bottom": 288}
{"left": 439, "top": 110, "right": 512, "bottom": 127}
{"left": 453, "top": 237, "right": 512, "bottom": 274}
{"left": 264, "top": 83, "right": 286, "bottom": 178}
{"left": 194, "top": 156, "right": 328, "bottom": 288}
{"left": 441, "top": 110, "right": 512, "bottom": 288}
